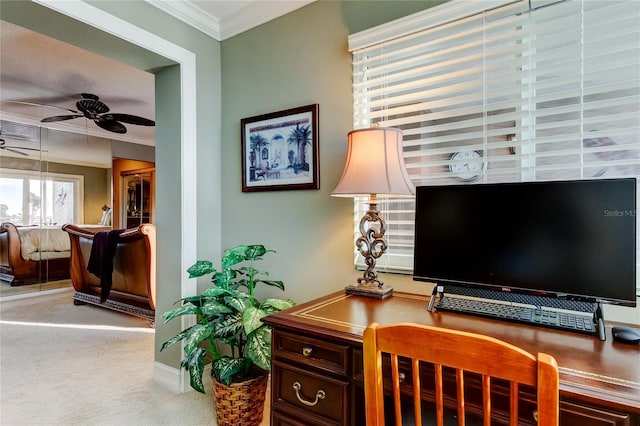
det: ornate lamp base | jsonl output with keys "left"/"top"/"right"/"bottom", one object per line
{"left": 345, "top": 282, "right": 393, "bottom": 299}
{"left": 345, "top": 195, "right": 394, "bottom": 299}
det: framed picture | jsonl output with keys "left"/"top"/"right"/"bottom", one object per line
{"left": 241, "top": 104, "right": 319, "bottom": 192}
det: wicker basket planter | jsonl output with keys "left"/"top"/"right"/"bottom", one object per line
{"left": 212, "top": 372, "right": 269, "bottom": 426}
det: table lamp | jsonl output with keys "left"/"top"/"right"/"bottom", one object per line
{"left": 331, "top": 127, "right": 415, "bottom": 299}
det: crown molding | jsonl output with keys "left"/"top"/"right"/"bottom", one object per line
{"left": 146, "top": 0, "right": 221, "bottom": 40}
{"left": 147, "top": 0, "right": 314, "bottom": 41}
{"left": 220, "top": 1, "right": 315, "bottom": 40}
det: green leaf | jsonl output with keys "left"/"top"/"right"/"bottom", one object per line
{"left": 222, "top": 246, "right": 249, "bottom": 269}
{"left": 262, "top": 298, "right": 295, "bottom": 312}
{"left": 183, "top": 347, "right": 207, "bottom": 393}
{"left": 213, "top": 313, "right": 242, "bottom": 339}
{"left": 187, "top": 260, "right": 216, "bottom": 278}
{"left": 160, "top": 329, "right": 188, "bottom": 351}
{"left": 224, "top": 294, "right": 249, "bottom": 313}
{"left": 198, "top": 287, "right": 230, "bottom": 298}
{"left": 258, "top": 279, "right": 285, "bottom": 291}
{"left": 246, "top": 327, "right": 271, "bottom": 371}
{"left": 199, "top": 299, "right": 232, "bottom": 317}
{"left": 212, "top": 356, "right": 245, "bottom": 386}
{"left": 237, "top": 266, "right": 256, "bottom": 275}
{"left": 183, "top": 323, "right": 213, "bottom": 354}
{"left": 243, "top": 306, "right": 267, "bottom": 336}
{"left": 162, "top": 303, "right": 201, "bottom": 323}
{"left": 245, "top": 245, "right": 268, "bottom": 260}
{"left": 213, "top": 269, "right": 236, "bottom": 289}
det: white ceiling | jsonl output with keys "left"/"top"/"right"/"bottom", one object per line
{"left": 0, "top": 1, "right": 313, "bottom": 167}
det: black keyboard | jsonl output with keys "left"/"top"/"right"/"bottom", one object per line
{"left": 436, "top": 296, "right": 596, "bottom": 334}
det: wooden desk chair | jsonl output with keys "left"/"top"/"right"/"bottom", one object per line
{"left": 363, "top": 322, "right": 559, "bottom": 426}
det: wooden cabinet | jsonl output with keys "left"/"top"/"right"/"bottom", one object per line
{"left": 121, "top": 168, "right": 154, "bottom": 228}
{"left": 263, "top": 292, "right": 640, "bottom": 426}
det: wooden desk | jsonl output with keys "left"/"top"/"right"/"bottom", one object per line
{"left": 263, "top": 291, "right": 640, "bottom": 426}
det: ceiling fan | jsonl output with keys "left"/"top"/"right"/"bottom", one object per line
{"left": 0, "top": 137, "right": 42, "bottom": 156}
{"left": 12, "top": 93, "right": 155, "bottom": 134}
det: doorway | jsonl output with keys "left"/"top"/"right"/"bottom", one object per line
{"left": 1, "top": 0, "right": 200, "bottom": 392}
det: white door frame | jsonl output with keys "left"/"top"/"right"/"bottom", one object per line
{"left": 34, "top": 0, "right": 198, "bottom": 393}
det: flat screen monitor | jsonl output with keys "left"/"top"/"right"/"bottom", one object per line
{"left": 413, "top": 178, "right": 637, "bottom": 306}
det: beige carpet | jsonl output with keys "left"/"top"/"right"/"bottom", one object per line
{"left": 0, "top": 289, "right": 269, "bottom": 425}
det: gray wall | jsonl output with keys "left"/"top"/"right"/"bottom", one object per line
{"left": 220, "top": 1, "right": 445, "bottom": 304}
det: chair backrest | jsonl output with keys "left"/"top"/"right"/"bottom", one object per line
{"left": 363, "top": 322, "right": 559, "bottom": 426}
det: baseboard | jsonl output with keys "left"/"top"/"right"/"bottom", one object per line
{"left": 153, "top": 361, "right": 183, "bottom": 393}
{"left": 153, "top": 361, "right": 213, "bottom": 393}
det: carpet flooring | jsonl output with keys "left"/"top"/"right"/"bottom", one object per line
{"left": 0, "top": 288, "right": 269, "bottom": 425}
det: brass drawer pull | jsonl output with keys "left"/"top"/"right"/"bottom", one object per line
{"left": 292, "top": 381, "right": 326, "bottom": 407}
{"left": 302, "top": 347, "right": 313, "bottom": 357}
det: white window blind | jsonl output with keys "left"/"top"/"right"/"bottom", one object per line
{"left": 349, "top": 0, "right": 640, "bottom": 281}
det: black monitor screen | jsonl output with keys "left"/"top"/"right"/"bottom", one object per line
{"left": 413, "top": 178, "right": 637, "bottom": 306}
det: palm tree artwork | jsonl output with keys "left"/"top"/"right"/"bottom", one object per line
{"left": 249, "top": 133, "right": 269, "bottom": 168}
{"left": 286, "top": 124, "right": 312, "bottom": 173}
{"left": 241, "top": 104, "right": 318, "bottom": 192}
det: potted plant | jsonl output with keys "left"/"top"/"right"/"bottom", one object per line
{"left": 161, "top": 244, "right": 295, "bottom": 426}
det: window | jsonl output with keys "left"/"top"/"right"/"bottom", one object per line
{"left": 349, "top": 0, "right": 640, "bottom": 280}
{"left": 0, "top": 169, "right": 84, "bottom": 225}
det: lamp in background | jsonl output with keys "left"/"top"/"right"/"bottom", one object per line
{"left": 331, "top": 127, "right": 414, "bottom": 299}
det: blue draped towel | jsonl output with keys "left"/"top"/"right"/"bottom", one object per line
{"left": 87, "top": 229, "right": 125, "bottom": 302}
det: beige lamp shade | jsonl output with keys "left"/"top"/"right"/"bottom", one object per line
{"left": 331, "top": 127, "right": 415, "bottom": 197}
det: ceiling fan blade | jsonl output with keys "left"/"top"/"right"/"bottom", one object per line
{"left": 41, "top": 114, "right": 84, "bottom": 123}
{"left": 80, "top": 93, "right": 100, "bottom": 100}
{"left": 6, "top": 100, "right": 80, "bottom": 114}
{"left": 7, "top": 146, "right": 41, "bottom": 152}
{"left": 1, "top": 146, "right": 29, "bottom": 156}
{"left": 95, "top": 118, "right": 127, "bottom": 134}
{"left": 78, "top": 99, "right": 109, "bottom": 115}
{"left": 107, "top": 113, "right": 155, "bottom": 126}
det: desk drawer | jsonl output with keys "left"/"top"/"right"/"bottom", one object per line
{"left": 272, "top": 360, "right": 349, "bottom": 425}
{"left": 560, "top": 400, "right": 633, "bottom": 426}
{"left": 273, "top": 330, "right": 350, "bottom": 376}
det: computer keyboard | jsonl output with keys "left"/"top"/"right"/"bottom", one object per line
{"left": 435, "top": 296, "right": 596, "bottom": 334}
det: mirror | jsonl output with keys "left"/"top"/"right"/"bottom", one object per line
{"left": 0, "top": 18, "right": 156, "bottom": 298}
{"left": 0, "top": 124, "right": 113, "bottom": 297}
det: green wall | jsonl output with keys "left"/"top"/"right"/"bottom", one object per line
{"left": 220, "top": 1, "right": 445, "bottom": 305}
